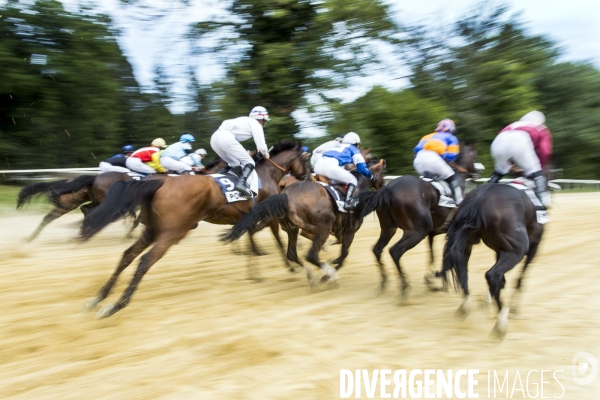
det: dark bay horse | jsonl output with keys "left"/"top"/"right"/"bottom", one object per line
{"left": 79, "top": 141, "right": 308, "bottom": 318}
{"left": 440, "top": 183, "right": 544, "bottom": 335}
{"left": 353, "top": 147, "right": 478, "bottom": 300}
{"left": 17, "top": 172, "right": 131, "bottom": 241}
{"left": 16, "top": 158, "right": 227, "bottom": 241}
{"left": 221, "top": 159, "right": 386, "bottom": 287}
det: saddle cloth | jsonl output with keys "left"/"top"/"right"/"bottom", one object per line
{"left": 506, "top": 178, "right": 549, "bottom": 224}
{"left": 210, "top": 171, "right": 262, "bottom": 203}
{"left": 316, "top": 182, "right": 348, "bottom": 213}
{"left": 421, "top": 178, "right": 456, "bottom": 208}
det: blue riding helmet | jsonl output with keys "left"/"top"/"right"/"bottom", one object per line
{"left": 301, "top": 146, "right": 309, "bottom": 153}
{"left": 122, "top": 144, "right": 135, "bottom": 153}
{"left": 180, "top": 133, "right": 195, "bottom": 143}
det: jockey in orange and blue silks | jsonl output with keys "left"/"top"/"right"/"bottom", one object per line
{"left": 413, "top": 119, "right": 463, "bottom": 207}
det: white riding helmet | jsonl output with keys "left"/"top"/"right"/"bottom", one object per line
{"left": 249, "top": 106, "right": 270, "bottom": 121}
{"left": 520, "top": 110, "right": 545, "bottom": 125}
{"left": 342, "top": 132, "right": 361, "bottom": 145}
{"left": 195, "top": 148, "right": 207, "bottom": 156}
{"left": 151, "top": 138, "right": 167, "bottom": 148}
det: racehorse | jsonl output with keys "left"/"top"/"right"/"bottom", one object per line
{"left": 353, "top": 146, "right": 478, "bottom": 300}
{"left": 16, "top": 158, "right": 227, "bottom": 241}
{"left": 221, "top": 158, "right": 386, "bottom": 288}
{"left": 79, "top": 140, "right": 309, "bottom": 318}
{"left": 440, "top": 182, "right": 544, "bottom": 336}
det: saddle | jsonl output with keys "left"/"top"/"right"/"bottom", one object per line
{"left": 505, "top": 178, "right": 549, "bottom": 224}
{"left": 420, "top": 177, "right": 456, "bottom": 208}
{"left": 314, "top": 174, "right": 349, "bottom": 196}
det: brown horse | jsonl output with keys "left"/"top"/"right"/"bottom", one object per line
{"left": 79, "top": 140, "right": 309, "bottom": 318}
{"left": 221, "top": 158, "right": 386, "bottom": 287}
{"left": 16, "top": 158, "right": 227, "bottom": 241}
{"left": 353, "top": 146, "right": 479, "bottom": 301}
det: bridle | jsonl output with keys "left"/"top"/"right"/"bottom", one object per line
{"left": 266, "top": 150, "right": 310, "bottom": 181}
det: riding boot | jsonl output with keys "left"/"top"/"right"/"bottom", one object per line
{"left": 529, "top": 171, "right": 551, "bottom": 208}
{"left": 343, "top": 184, "right": 357, "bottom": 211}
{"left": 234, "top": 164, "right": 254, "bottom": 197}
{"left": 488, "top": 171, "right": 504, "bottom": 184}
{"left": 445, "top": 175, "right": 463, "bottom": 206}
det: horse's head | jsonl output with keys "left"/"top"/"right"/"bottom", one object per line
{"left": 268, "top": 140, "right": 310, "bottom": 181}
{"left": 368, "top": 158, "right": 386, "bottom": 190}
{"left": 454, "top": 145, "right": 479, "bottom": 180}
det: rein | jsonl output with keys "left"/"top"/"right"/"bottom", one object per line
{"left": 266, "top": 157, "right": 287, "bottom": 173}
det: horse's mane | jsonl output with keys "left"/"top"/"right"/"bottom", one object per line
{"left": 250, "top": 139, "right": 300, "bottom": 162}
{"left": 204, "top": 157, "right": 224, "bottom": 170}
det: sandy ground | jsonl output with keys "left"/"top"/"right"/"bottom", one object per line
{"left": 0, "top": 192, "right": 599, "bottom": 399}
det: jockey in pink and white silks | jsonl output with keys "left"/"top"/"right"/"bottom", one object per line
{"left": 314, "top": 132, "right": 376, "bottom": 211}
{"left": 160, "top": 134, "right": 196, "bottom": 174}
{"left": 210, "top": 106, "right": 270, "bottom": 197}
{"left": 488, "top": 110, "right": 553, "bottom": 208}
{"left": 413, "top": 119, "right": 463, "bottom": 207}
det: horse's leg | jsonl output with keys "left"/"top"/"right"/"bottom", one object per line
{"left": 96, "top": 232, "right": 180, "bottom": 319}
{"left": 427, "top": 233, "right": 435, "bottom": 266}
{"left": 372, "top": 217, "right": 397, "bottom": 294}
{"left": 511, "top": 232, "right": 543, "bottom": 315}
{"left": 285, "top": 223, "right": 315, "bottom": 285}
{"left": 456, "top": 244, "right": 474, "bottom": 316}
{"left": 126, "top": 213, "right": 141, "bottom": 239}
{"left": 85, "top": 227, "right": 154, "bottom": 310}
{"left": 305, "top": 228, "right": 337, "bottom": 287}
{"left": 246, "top": 231, "right": 264, "bottom": 282}
{"left": 389, "top": 230, "right": 427, "bottom": 303}
{"left": 486, "top": 250, "right": 525, "bottom": 336}
{"left": 26, "top": 202, "right": 79, "bottom": 241}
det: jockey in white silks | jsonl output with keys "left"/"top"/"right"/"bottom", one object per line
{"left": 310, "top": 133, "right": 345, "bottom": 168}
{"left": 210, "top": 106, "right": 270, "bottom": 197}
{"left": 314, "top": 132, "right": 377, "bottom": 211}
{"left": 160, "top": 134, "right": 196, "bottom": 174}
{"left": 413, "top": 119, "right": 463, "bottom": 207}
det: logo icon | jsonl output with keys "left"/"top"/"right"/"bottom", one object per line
{"left": 572, "top": 351, "right": 598, "bottom": 385}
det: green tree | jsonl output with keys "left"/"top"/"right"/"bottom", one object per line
{"left": 194, "top": 0, "right": 399, "bottom": 144}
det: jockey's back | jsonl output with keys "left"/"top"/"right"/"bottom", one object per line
{"left": 414, "top": 132, "right": 459, "bottom": 162}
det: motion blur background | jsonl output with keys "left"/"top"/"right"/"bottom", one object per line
{"left": 1, "top": 0, "right": 600, "bottom": 177}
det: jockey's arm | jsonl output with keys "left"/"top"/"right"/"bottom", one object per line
{"left": 149, "top": 151, "right": 167, "bottom": 173}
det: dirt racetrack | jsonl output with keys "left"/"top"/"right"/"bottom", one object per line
{"left": 1, "top": 192, "right": 599, "bottom": 399}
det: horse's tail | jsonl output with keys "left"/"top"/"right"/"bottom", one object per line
{"left": 80, "top": 179, "right": 165, "bottom": 241}
{"left": 17, "top": 175, "right": 96, "bottom": 209}
{"left": 440, "top": 193, "right": 485, "bottom": 294}
{"left": 354, "top": 187, "right": 395, "bottom": 219}
{"left": 220, "top": 194, "right": 289, "bottom": 243}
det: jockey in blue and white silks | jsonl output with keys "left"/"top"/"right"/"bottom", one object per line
{"left": 160, "top": 133, "right": 196, "bottom": 174}
{"left": 314, "top": 132, "right": 376, "bottom": 210}
{"left": 413, "top": 119, "right": 463, "bottom": 207}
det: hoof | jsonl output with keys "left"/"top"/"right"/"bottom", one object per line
{"left": 456, "top": 296, "right": 472, "bottom": 317}
{"left": 96, "top": 304, "right": 117, "bottom": 319}
{"left": 492, "top": 307, "right": 510, "bottom": 336}
{"left": 84, "top": 296, "right": 102, "bottom": 311}
{"left": 398, "top": 286, "right": 411, "bottom": 305}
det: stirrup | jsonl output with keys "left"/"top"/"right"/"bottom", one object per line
{"left": 344, "top": 198, "right": 358, "bottom": 211}
{"left": 235, "top": 183, "right": 253, "bottom": 198}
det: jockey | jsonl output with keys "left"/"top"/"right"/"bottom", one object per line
{"left": 488, "top": 110, "right": 553, "bottom": 207}
{"left": 413, "top": 119, "right": 463, "bottom": 206}
{"left": 314, "top": 132, "right": 376, "bottom": 211}
{"left": 310, "top": 133, "right": 345, "bottom": 168}
{"left": 160, "top": 133, "right": 196, "bottom": 174}
{"left": 181, "top": 148, "right": 208, "bottom": 171}
{"left": 98, "top": 145, "right": 134, "bottom": 173}
{"left": 125, "top": 138, "right": 167, "bottom": 175}
{"left": 210, "top": 106, "right": 270, "bottom": 197}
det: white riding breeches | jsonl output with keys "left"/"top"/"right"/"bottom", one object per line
{"left": 314, "top": 156, "right": 357, "bottom": 186}
{"left": 210, "top": 129, "right": 255, "bottom": 168}
{"left": 125, "top": 157, "right": 157, "bottom": 174}
{"left": 98, "top": 162, "right": 130, "bottom": 174}
{"left": 413, "top": 150, "right": 454, "bottom": 180}
{"left": 160, "top": 157, "right": 192, "bottom": 173}
{"left": 491, "top": 130, "right": 541, "bottom": 176}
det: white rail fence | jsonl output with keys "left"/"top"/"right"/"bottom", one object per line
{"left": 0, "top": 168, "right": 599, "bottom": 190}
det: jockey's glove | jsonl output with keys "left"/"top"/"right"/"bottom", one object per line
{"left": 370, "top": 174, "right": 378, "bottom": 183}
